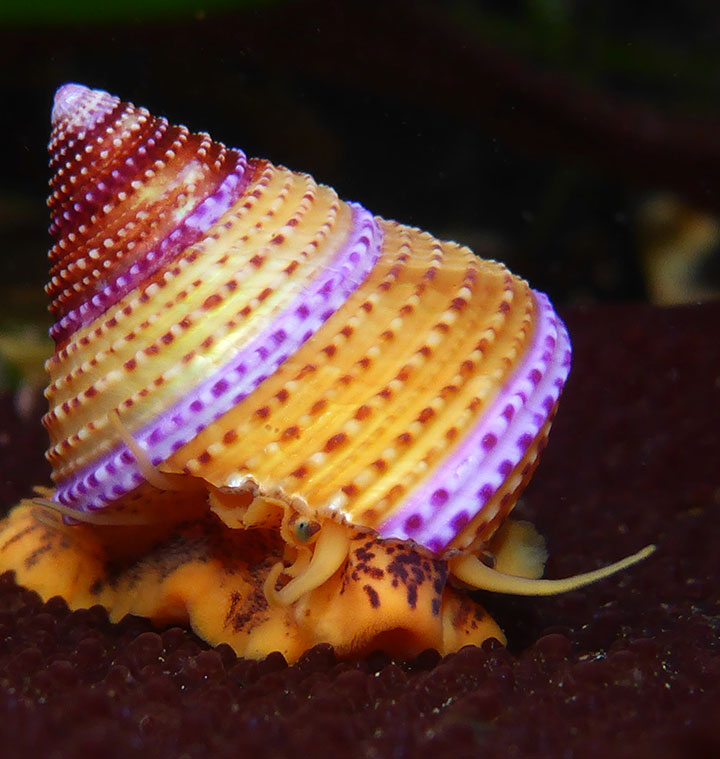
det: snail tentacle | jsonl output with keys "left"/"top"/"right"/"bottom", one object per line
{"left": 450, "top": 544, "right": 656, "bottom": 596}
{"left": 267, "top": 520, "right": 350, "bottom": 606}
{"left": 31, "top": 497, "right": 155, "bottom": 526}
{"left": 109, "top": 410, "right": 188, "bottom": 493}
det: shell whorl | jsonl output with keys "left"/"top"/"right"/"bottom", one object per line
{"left": 44, "top": 84, "right": 571, "bottom": 556}
{"left": 47, "top": 83, "right": 251, "bottom": 344}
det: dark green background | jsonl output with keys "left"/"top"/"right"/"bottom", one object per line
{"left": 2, "top": 0, "right": 719, "bottom": 314}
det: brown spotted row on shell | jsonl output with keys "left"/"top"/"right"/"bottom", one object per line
{"left": 0, "top": 85, "right": 653, "bottom": 662}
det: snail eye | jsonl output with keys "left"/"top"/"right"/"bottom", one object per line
{"left": 295, "top": 519, "right": 321, "bottom": 543}
{"left": 479, "top": 550, "right": 496, "bottom": 569}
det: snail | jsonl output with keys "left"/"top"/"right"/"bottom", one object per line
{"left": 0, "top": 84, "right": 653, "bottom": 662}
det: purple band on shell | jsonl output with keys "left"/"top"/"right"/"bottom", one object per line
{"left": 50, "top": 156, "right": 250, "bottom": 344}
{"left": 53, "top": 203, "right": 383, "bottom": 512}
{"left": 378, "top": 291, "right": 572, "bottom": 554}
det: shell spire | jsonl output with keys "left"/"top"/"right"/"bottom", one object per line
{"left": 47, "top": 83, "right": 251, "bottom": 345}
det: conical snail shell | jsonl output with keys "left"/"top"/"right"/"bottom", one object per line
{"left": 43, "top": 83, "right": 571, "bottom": 556}
{"left": 0, "top": 85, "right": 656, "bottom": 662}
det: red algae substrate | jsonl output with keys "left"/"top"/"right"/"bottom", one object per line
{"left": 0, "top": 300, "right": 719, "bottom": 759}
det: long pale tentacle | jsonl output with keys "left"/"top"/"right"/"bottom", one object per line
{"left": 450, "top": 544, "right": 655, "bottom": 596}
